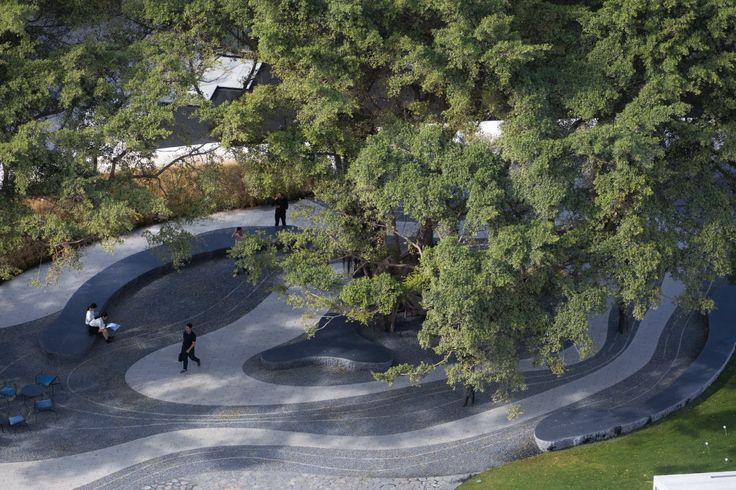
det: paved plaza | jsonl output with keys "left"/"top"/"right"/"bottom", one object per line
{"left": 0, "top": 201, "right": 730, "bottom": 489}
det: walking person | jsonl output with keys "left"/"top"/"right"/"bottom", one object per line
{"left": 274, "top": 193, "right": 288, "bottom": 227}
{"left": 179, "top": 322, "right": 201, "bottom": 373}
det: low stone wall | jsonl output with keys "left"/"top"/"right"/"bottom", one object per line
{"left": 534, "top": 284, "right": 736, "bottom": 451}
{"left": 38, "top": 226, "right": 281, "bottom": 361}
{"left": 260, "top": 315, "right": 393, "bottom": 372}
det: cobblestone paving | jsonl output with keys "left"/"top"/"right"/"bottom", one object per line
{"left": 143, "top": 479, "right": 195, "bottom": 490}
{"left": 146, "top": 472, "right": 466, "bottom": 490}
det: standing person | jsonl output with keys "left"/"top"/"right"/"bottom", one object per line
{"left": 232, "top": 226, "right": 244, "bottom": 242}
{"left": 274, "top": 193, "right": 288, "bottom": 227}
{"left": 85, "top": 303, "right": 97, "bottom": 335}
{"left": 231, "top": 226, "right": 245, "bottom": 277}
{"left": 463, "top": 383, "right": 476, "bottom": 407}
{"left": 179, "top": 322, "right": 201, "bottom": 373}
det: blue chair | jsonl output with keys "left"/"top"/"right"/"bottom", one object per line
{"left": 0, "top": 413, "right": 28, "bottom": 432}
{"left": 0, "top": 382, "right": 16, "bottom": 407}
{"left": 34, "top": 398, "right": 57, "bottom": 418}
{"left": 35, "top": 374, "right": 61, "bottom": 395}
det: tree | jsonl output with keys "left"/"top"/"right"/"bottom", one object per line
{"left": 229, "top": 0, "right": 736, "bottom": 397}
{"left": 2, "top": 0, "right": 734, "bottom": 399}
{"left": 0, "top": 0, "right": 248, "bottom": 279}
{"left": 232, "top": 122, "right": 606, "bottom": 397}
{"left": 499, "top": 0, "right": 736, "bottom": 316}
{"left": 209, "top": 0, "right": 549, "bottom": 195}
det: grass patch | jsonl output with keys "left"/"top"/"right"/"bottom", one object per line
{"left": 460, "top": 355, "right": 736, "bottom": 489}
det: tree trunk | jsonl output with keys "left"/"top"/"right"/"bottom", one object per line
{"left": 333, "top": 154, "right": 347, "bottom": 174}
{"left": 1, "top": 165, "right": 12, "bottom": 195}
{"left": 617, "top": 300, "right": 629, "bottom": 335}
{"left": 384, "top": 305, "right": 398, "bottom": 333}
{"left": 418, "top": 219, "right": 434, "bottom": 249}
{"left": 391, "top": 218, "right": 402, "bottom": 261}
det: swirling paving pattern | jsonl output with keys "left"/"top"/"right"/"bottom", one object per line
{"left": 0, "top": 203, "right": 732, "bottom": 490}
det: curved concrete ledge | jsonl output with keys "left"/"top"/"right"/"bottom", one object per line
{"left": 1, "top": 202, "right": 330, "bottom": 329}
{"left": 38, "top": 226, "right": 285, "bottom": 361}
{"left": 259, "top": 316, "right": 393, "bottom": 372}
{"left": 534, "top": 284, "right": 736, "bottom": 451}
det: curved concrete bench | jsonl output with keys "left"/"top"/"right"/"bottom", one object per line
{"left": 260, "top": 315, "right": 393, "bottom": 371}
{"left": 534, "top": 284, "right": 736, "bottom": 451}
{"left": 39, "top": 226, "right": 283, "bottom": 361}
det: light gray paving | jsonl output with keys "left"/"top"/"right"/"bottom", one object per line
{"left": 125, "top": 473, "right": 465, "bottom": 490}
{"left": 188, "top": 472, "right": 465, "bottom": 490}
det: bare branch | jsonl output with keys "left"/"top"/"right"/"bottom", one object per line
{"left": 131, "top": 144, "right": 218, "bottom": 179}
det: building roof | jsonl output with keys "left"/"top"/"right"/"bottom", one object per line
{"left": 197, "top": 55, "right": 262, "bottom": 100}
{"left": 654, "top": 471, "right": 736, "bottom": 490}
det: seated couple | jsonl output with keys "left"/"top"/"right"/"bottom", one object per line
{"left": 85, "top": 303, "right": 121, "bottom": 343}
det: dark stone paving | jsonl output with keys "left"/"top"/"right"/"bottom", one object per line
{"left": 0, "top": 253, "right": 716, "bottom": 487}
{"left": 260, "top": 315, "right": 393, "bottom": 371}
{"left": 244, "top": 317, "right": 442, "bottom": 386}
{"left": 39, "top": 226, "right": 285, "bottom": 361}
{"left": 0, "top": 257, "right": 272, "bottom": 462}
{"left": 79, "top": 423, "right": 540, "bottom": 490}
{"left": 535, "top": 309, "right": 708, "bottom": 449}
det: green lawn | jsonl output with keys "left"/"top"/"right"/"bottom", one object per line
{"left": 460, "top": 357, "right": 736, "bottom": 489}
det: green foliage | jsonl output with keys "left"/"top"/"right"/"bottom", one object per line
{"left": 340, "top": 273, "right": 404, "bottom": 324}
{"left": 349, "top": 122, "right": 508, "bottom": 237}
{"left": 373, "top": 361, "right": 438, "bottom": 386}
{"left": 2, "top": 0, "right": 734, "bottom": 397}
{"left": 0, "top": 0, "right": 237, "bottom": 279}
{"left": 143, "top": 221, "right": 194, "bottom": 270}
{"left": 227, "top": 231, "right": 276, "bottom": 283}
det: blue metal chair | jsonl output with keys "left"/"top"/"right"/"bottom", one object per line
{"left": 0, "top": 412, "right": 29, "bottom": 432}
{"left": 0, "top": 382, "right": 17, "bottom": 407}
{"left": 34, "top": 398, "right": 57, "bottom": 418}
{"left": 35, "top": 373, "right": 61, "bottom": 395}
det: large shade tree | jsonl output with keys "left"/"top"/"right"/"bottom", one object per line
{"left": 1, "top": 0, "right": 734, "bottom": 398}
{"left": 230, "top": 0, "right": 736, "bottom": 397}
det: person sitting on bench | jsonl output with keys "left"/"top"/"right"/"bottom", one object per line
{"left": 85, "top": 303, "right": 98, "bottom": 336}
{"left": 89, "top": 312, "right": 121, "bottom": 343}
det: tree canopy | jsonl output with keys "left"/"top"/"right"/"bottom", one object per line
{"left": 1, "top": 0, "right": 734, "bottom": 397}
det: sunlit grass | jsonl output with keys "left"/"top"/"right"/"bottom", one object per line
{"left": 460, "top": 358, "right": 736, "bottom": 489}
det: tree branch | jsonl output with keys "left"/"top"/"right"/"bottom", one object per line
{"left": 131, "top": 144, "right": 217, "bottom": 179}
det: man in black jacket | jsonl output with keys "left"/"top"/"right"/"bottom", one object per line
{"left": 180, "top": 323, "right": 201, "bottom": 373}
{"left": 274, "top": 193, "right": 288, "bottom": 226}
{"left": 463, "top": 383, "right": 476, "bottom": 406}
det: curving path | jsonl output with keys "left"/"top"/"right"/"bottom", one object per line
{"left": 125, "top": 291, "right": 449, "bottom": 405}
{"left": 0, "top": 203, "right": 730, "bottom": 490}
{"left": 0, "top": 201, "right": 326, "bottom": 328}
